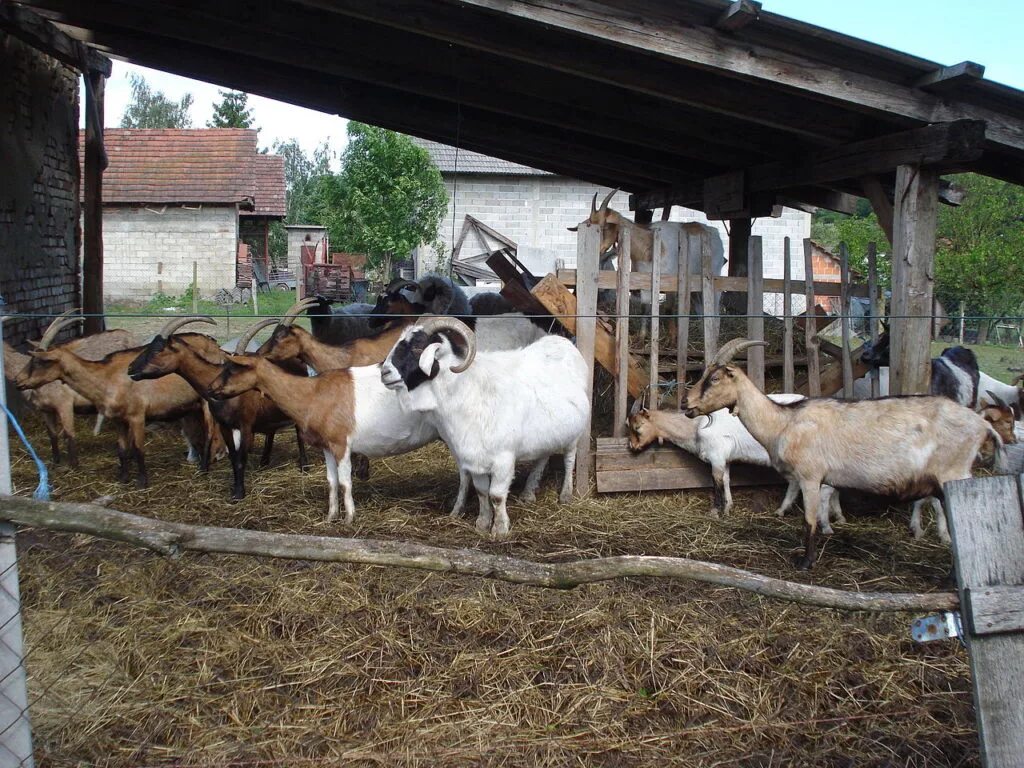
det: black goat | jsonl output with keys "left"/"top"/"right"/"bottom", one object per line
{"left": 861, "top": 332, "right": 979, "bottom": 407}
{"left": 305, "top": 296, "right": 378, "bottom": 346}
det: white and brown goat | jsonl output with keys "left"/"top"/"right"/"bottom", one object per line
{"left": 685, "top": 338, "right": 1004, "bottom": 569}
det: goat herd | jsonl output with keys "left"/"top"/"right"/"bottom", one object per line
{"left": 5, "top": 274, "right": 1021, "bottom": 570}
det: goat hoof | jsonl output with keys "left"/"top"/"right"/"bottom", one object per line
{"left": 709, "top": 509, "right": 722, "bottom": 520}
{"left": 558, "top": 491, "right": 572, "bottom": 504}
{"left": 794, "top": 555, "right": 815, "bottom": 571}
{"left": 520, "top": 491, "right": 536, "bottom": 504}
{"left": 449, "top": 508, "right": 465, "bottom": 519}
{"left": 475, "top": 517, "right": 491, "bottom": 533}
{"left": 821, "top": 525, "right": 834, "bottom": 536}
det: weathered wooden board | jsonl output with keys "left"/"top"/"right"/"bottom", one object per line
{"left": 596, "top": 437, "right": 784, "bottom": 493}
{"left": 573, "top": 223, "right": 600, "bottom": 496}
{"left": 965, "top": 586, "right": 1024, "bottom": 636}
{"left": 747, "top": 236, "right": 764, "bottom": 389}
{"left": 531, "top": 274, "right": 648, "bottom": 398}
{"left": 945, "top": 474, "right": 1024, "bottom": 767}
{"left": 613, "top": 228, "right": 632, "bottom": 438}
{"left": 556, "top": 269, "right": 869, "bottom": 298}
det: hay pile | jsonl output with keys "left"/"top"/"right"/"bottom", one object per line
{"left": 8, "top": 413, "right": 976, "bottom": 766}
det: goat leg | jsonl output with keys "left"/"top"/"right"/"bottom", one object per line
{"left": 294, "top": 427, "right": 310, "bottom": 472}
{"left": 559, "top": 446, "right": 577, "bottom": 503}
{"left": 520, "top": 457, "right": 549, "bottom": 503}
{"left": 795, "top": 481, "right": 821, "bottom": 570}
{"left": 324, "top": 450, "right": 340, "bottom": 523}
{"left": 65, "top": 435, "right": 78, "bottom": 470}
{"left": 774, "top": 481, "right": 800, "bottom": 518}
{"left": 42, "top": 412, "right": 62, "bottom": 465}
{"left": 131, "top": 420, "right": 148, "bottom": 489}
{"left": 223, "top": 426, "right": 246, "bottom": 501}
{"left": 352, "top": 453, "right": 370, "bottom": 482}
{"left": 259, "top": 430, "right": 275, "bottom": 468}
{"left": 710, "top": 465, "right": 725, "bottom": 519}
{"left": 450, "top": 469, "right": 470, "bottom": 518}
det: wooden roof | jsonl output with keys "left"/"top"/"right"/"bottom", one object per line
{"left": 26, "top": 0, "right": 1024, "bottom": 215}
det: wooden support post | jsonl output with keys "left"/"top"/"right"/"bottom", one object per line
{"left": 782, "top": 237, "right": 794, "bottom": 393}
{"left": 746, "top": 236, "right": 764, "bottom": 389}
{"left": 945, "top": 475, "right": 1024, "bottom": 767}
{"left": 839, "top": 242, "right": 854, "bottom": 398}
{"left": 574, "top": 223, "right": 601, "bottom": 497}
{"left": 676, "top": 232, "right": 692, "bottom": 409}
{"left": 649, "top": 230, "right": 661, "bottom": 399}
{"left": 959, "top": 301, "right": 966, "bottom": 345}
{"left": 860, "top": 175, "right": 894, "bottom": 246}
{"left": 701, "top": 231, "right": 718, "bottom": 365}
{"left": 83, "top": 69, "right": 107, "bottom": 336}
{"left": 867, "top": 243, "right": 881, "bottom": 398}
{"left": 891, "top": 164, "right": 938, "bottom": 395}
{"left": 613, "top": 228, "right": 632, "bottom": 438}
{"left": 727, "top": 218, "right": 751, "bottom": 277}
{"left": 802, "top": 239, "right": 821, "bottom": 397}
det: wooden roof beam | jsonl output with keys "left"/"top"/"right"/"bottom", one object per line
{"left": 915, "top": 61, "right": 985, "bottom": 95}
{"left": 630, "top": 120, "right": 987, "bottom": 211}
{"left": 715, "top": 0, "right": 761, "bottom": 32}
{"left": 0, "top": 3, "right": 111, "bottom": 75}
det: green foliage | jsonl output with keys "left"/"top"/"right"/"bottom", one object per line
{"left": 207, "top": 90, "right": 256, "bottom": 129}
{"left": 271, "top": 138, "right": 335, "bottom": 225}
{"left": 811, "top": 204, "right": 890, "bottom": 285}
{"left": 329, "top": 123, "right": 448, "bottom": 280}
{"left": 120, "top": 73, "right": 193, "bottom": 129}
{"left": 934, "top": 174, "right": 1024, "bottom": 323}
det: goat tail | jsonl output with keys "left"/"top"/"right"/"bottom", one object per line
{"left": 985, "top": 423, "right": 1008, "bottom": 474}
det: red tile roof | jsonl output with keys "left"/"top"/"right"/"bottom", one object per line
{"left": 78, "top": 129, "right": 284, "bottom": 216}
{"left": 241, "top": 154, "right": 286, "bottom": 217}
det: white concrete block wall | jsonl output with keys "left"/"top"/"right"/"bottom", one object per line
{"left": 102, "top": 205, "right": 238, "bottom": 300}
{"left": 426, "top": 174, "right": 811, "bottom": 315}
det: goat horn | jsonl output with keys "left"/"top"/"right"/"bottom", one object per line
{"left": 235, "top": 318, "right": 278, "bottom": 354}
{"left": 712, "top": 338, "right": 767, "bottom": 366}
{"left": 158, "top": 315, "right": 216, "bottom": 339}
{"left": 38, "top": 313, "right": 83, "bottom": 350}
{"left": 590, "top": 191, "right": 598, "bottom": 214}
{"left": 281, "top": 297, "right": 321, "bottom": 326}
{"left": 986, "top": 390, "right": 1008, "bottom": 408}
{"left": 629, "top": 396, "right": 646, "bottom": 417}
{"left": 385, "top": 278, "right": 419, "bottom": 294}
{"left": 599, "top": 188, "right": 618, "bottom": 211}
{"left": 417, "top": 316, "right": 476, "bottom": 373}
{"left": 1012, "top": 373, "right": 1024, "bottom": 387}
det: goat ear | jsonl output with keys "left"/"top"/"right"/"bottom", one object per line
{"left": 418, "top": 342, "right": 443, "bottom": 377}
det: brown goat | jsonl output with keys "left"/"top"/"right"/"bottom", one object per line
{"left": 257, "top": 298, "right": 413, "bottom": 372}
{"left": 685, "top": 338, "right": 1004, "bottom": 569}
{"left": 16, "top": 316, "right": 211, "bottom": 488}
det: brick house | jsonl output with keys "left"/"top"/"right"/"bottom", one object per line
{"left": 411, "top": 139, "right": 812, "bottom": 312}
{"left": 808, "top": 240, "right": 863, "bottom": 314}
{"left": 78, "top": 129, "right": 285, "bottom": 301}
{"left": 0, "top": 31, "right": 81, "bottom": 348}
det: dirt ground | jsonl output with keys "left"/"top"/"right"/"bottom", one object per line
{"left": 6, "top": 409, "right": 977, "bottom": 767}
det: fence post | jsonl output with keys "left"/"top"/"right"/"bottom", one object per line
{"left": 701, "top": 231, "right": 718, "bottom": 365}
{"left": 868, "top": 243, "right": 880, "bottom": 398}
{"left": 649, "top": 230, "right": 661, "bottom": 398}
{"left": 612, "top": 228, "right": 631, "bottom": 438}
{"left": 839, "top": 242, "right": 854, "bottom": 398}
{"left": 574, "top": 223, "right": 601, "bottom": 497}
{"left": 959, "top": 301, "right": 966, "bottom": 345}
{"left": 746, "top": 236, "right": 764, "bottom": 390}
{"left": 802, "top": 239, "right": 821, "bottom": 397}
{"left": 782, "top": 237, "right": 794, "bottom": 393}
{"left": 675, "top": 233, "right": 691, "bottom": 410}
{"left": 0, "top": 316, "right": 35, "bottom": 766}
{"left": 945, "top": 475, "right": 1024, "bottom": 767}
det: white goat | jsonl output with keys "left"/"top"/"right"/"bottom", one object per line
{"left": 627, "top": 395, "right": 843, "bottom": 531}
{"left": 381, "top": 316, "right": 588, "bottom": 537}
{"left": 686, "top": 338, "right": 1005, "bottom": 569}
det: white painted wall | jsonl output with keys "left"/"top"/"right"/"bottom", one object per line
{"left": 101, "top": 205, "right": 238, "bottom": 300}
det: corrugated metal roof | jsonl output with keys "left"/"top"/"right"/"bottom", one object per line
{"left": 412, "top": 138, "right": 552, "bottom": 177}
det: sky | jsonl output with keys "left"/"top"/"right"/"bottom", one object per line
{"left": 82, "top": 1, "right": 1022, "bottom": 161}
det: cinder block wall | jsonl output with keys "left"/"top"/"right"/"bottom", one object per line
{"left": 423, "top": 175, "right": 812, "bottom": 314}
{"left": 0, "top": 33, "right": 81, "bottom": 348}
{"left": 101, "top": 205, "right": 238, "bottom": 300}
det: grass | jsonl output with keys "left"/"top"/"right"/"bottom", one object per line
{"left": 5, "top": 407, "right": 980, "bottom": 766}
{"left": 931, "top": 340, "right": 1023, "bottom": 383}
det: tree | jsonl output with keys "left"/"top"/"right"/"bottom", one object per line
{"left": 207, "top": 89, "right": 256, "bottom": 129}
{"left": 272, "top": 138, "right": 335, "bottom": 224}
{"left": 120, "top": 73, "right": 193, "bottom": 129}
{"left": 330, "top": 123, "right": 448, "bottom": 282}
{"left": 934, "top": 174, "right": 1024, "bottom": 341}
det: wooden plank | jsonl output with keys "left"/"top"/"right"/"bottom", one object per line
{"left": 860, "top": 175, "right": 895, "bottom": 245}
{"left": 649, "top": 229, "right": 661, "bottom": 398}
{"left": 839, "top": 242, "right": 854, "bottom": 398}
{"left": 701, "top": 230, "right": 718, "bottom": 365}
{"left": 867, "top": 243, "right": 881, "bottom": 398}
{"left": 783, "top": 237, "right": 794, "bottom": 393}
{"left": 555, "top": 269, "right": 869, "bottom": 298}
{"left": 632, "top": 121, "right": 988, "bottom": 211}
{"left": 727, "top": 217, "right": 752, "bottom": 277}
{"left": 82, "top": 69, "right": 106, "bottom": 336}
{"left": 613, "top": 228, "right": 632, "bottom": 438}
{"left": 965, "top": 586, "right": 1024, "bottom": 636}
{"left": 747, "top": 236, "right": 764, "bottom": 389}
{"left": 714, "top": 0, "right": 761, "bottom": 32}
{"left": 945, "top": 475, "right": 1024, "bottom": 767}
{"left": 676, "top": 231, "right": 691, "bottom": 409}
{"left": 914, "top": 61, "right": 986, "bottom": 94}
{"left": 574, "top": 223, "right": 600, "bottom": 497}
{"left": 532, "top": 275, "right": 649, "bottom": 398}
{"left": 704, "top": 171, "right": 745, "bottom": 219}
{"left": 891, "top": 164, "right": 938, "bottom": 395}
{"left": 0, "top": 2, "right": 111, "bottom": 74}
{"left": 802, "top": 239, "right": 821, "bottom": 397}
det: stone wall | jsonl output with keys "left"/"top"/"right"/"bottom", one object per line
{"left": 0, "top": 33, "right": 80, "bottom": 348}
{"left": 101, "top": 205, "right": 238, "bottom": 301}
{"left": 419, "top": 174, "right": 812, "bottom": 314}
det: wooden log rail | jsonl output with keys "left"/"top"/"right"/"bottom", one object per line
{"left": 0, "top": 495, "right": 957, "bottom": 613}
{"left": 556, "top": 269, "right": 870, "bottom": 298}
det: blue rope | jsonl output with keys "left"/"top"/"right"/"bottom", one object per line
{"left": 1, "top": 403, "right": 50, "bottom": 501}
